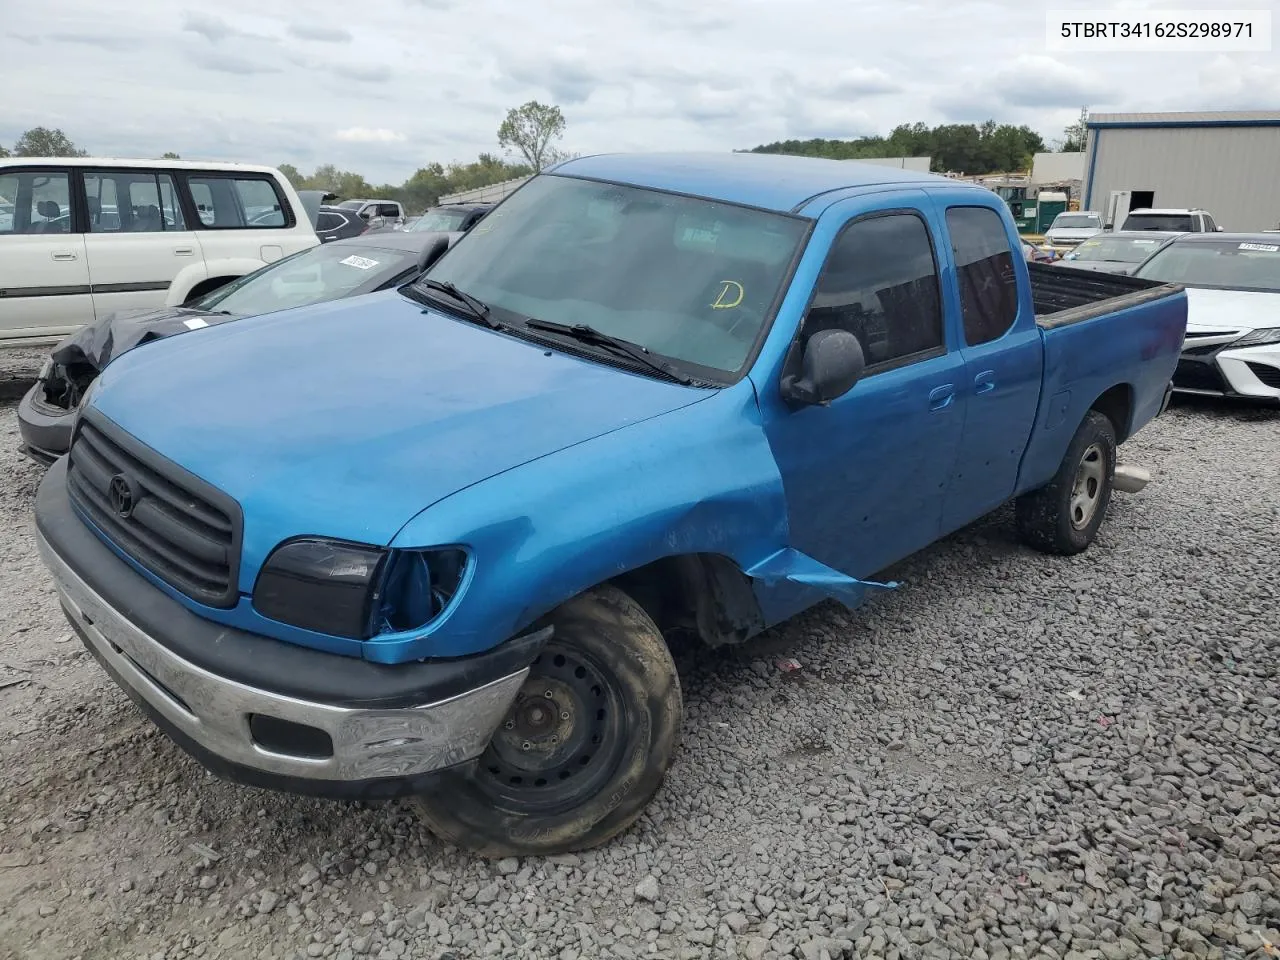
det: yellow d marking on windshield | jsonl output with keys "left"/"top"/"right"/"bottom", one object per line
{"left": 711, "top": 280, "right": 744, "bottom": 309}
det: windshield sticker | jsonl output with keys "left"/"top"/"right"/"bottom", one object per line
{"left": 339, "top": 255, "right": 380, "bottom": 269}
{"left": 1238, "top": 242, "right": 1279, "bottom": 252}
{"left": 711, "top": 280, "right": 744, "bottom": 310}
{"left": 182, "top": 317, "right": 209, "bottom": 330}
{"left": 1079, "top": 240, "right": 1100, "bottom": 248}
{"left": 1133, "top": 240, "right": 1158, "bottom": 245}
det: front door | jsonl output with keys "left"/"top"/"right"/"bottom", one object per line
{"left": 936, "top": 201, "right": 1044, "bottom": 532}
{"left": 0, "top": 166, "right": 95, "bottom": 342}
{"left": 82, "top": 169, "right": 200, "bottom": 316}
{"left": 762, "top": 202, "right": 967, "bottom": 580}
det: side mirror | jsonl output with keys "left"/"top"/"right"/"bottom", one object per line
{"left": 1215, "top": 226, "right": 1224, "bottom": 232}
{"left": 780, "top": 329, "right": 866, "bottom": 406}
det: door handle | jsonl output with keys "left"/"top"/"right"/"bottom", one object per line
{"left": 174, "top": 247, "right": 195, "bottom": 256}
{"left": 928, "top": 384, "right": 956, "bottom": 411}
{"left": 51, "top": 251, "right": 77, "bottom": 262}
{"left": 974, "top": 370, "right": 997, "bottom": 395}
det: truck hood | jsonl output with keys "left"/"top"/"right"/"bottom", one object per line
{"left": 90, "top": 291, "right": 710, "bottom": 559}
{"left": 1185, "top": 286, "right": 1280, "bottom": 333}
{"left": 52, "top": 305, "right": 230, "bottom": 373}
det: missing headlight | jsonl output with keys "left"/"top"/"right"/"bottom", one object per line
{"left": 375, "top": 548, "right": 468, "bottom": 634}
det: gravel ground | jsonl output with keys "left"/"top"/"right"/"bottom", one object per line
{"left": 0, "top": 348, "right": 45, "bottom": 401}
{"left": 1, "top": 397, "right": 1277, "bottom": 960}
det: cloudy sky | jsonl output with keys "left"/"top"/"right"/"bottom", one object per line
{"left": 4, "top": 0, "right": 1278, "bottom": 184}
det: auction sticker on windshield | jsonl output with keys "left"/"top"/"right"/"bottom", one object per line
{"left": 339, "top": 255, "right": 380, "bottom": 269}
{"left": 1239, "top": 243, "right": 1279, "bottom": 253}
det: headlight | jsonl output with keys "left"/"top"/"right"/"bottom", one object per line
{"left": 1232, "top": 327, "right": 1280, "bottom": 347}
{"left": 253, "top": 537, "right": 468, "bottom": 639}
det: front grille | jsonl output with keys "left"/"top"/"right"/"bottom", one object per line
{"left": 67, "top": 411, "right": 242, "bottom": 607}
{"left": 1246, "top": 362, "right": 1280, "bottom": 389}
{"left": 1173, "top": 359, "right": 1228, "bottom": 394}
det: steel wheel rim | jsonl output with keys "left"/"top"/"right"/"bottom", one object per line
{"left": 474, "top": 643, "right": 626, "bottom": 814}
{"left": 1069, "top": 442, "right": 1105, "bottom": 529}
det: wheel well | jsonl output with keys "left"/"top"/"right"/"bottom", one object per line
{"left": 184, "top": 275, "right": 240, "bottom": 304}
{"left": 1090, "top": 384, "right": 1134, "bottom": 442}
{"left": 609, "top": 554, "right": 764, "bottom": 649}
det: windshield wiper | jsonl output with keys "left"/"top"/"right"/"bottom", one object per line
{"left": 414, "top": 278, "right": 502, "bottom": 329}
{"left": 524, "top": 318, "right": 695, "bottom": 386}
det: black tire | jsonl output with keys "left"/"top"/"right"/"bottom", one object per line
{"left": 1015, "top": 410, "right": 1117, "bottom": 555}
{"left": 413, "top": 585, "right": 682, "bottom": 858}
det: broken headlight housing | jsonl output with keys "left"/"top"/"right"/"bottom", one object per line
{"left": 1232, "top": 327, "right": 1280, "bottom": 348}
{"left": 252, "top": 537, "right": 468, "bottom": 640}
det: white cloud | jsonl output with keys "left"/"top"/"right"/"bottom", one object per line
{"left": 335, "top": 128, "right": 408, "bottom": 144}
{"left": 3, "top": 0, "right": 1276, "bottom": 183}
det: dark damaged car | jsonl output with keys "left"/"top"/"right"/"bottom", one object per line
{"left": 18, "top": 231, "right": 461, "bottom": 464}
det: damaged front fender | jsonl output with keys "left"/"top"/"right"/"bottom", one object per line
{"left": 745, "top": 547, "right": 899, "bottom": 610}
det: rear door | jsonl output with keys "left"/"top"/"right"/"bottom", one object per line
{"left": 0, "top": 166, "right": 94, "bottom": 342}
{"left": 82, "top": 168, "right": 201, "bottom": 316}
{"left": 183, "top": 173, "right": 302, "bottom": 279}
{"left": 935, "top": 199, "right": 1044, "bottom": 532}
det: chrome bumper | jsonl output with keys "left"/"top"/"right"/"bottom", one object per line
{"left": 38, "top": 530, "right": 526, "bottom": 783}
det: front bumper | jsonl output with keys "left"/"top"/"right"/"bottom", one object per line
{"left": 17, "top": 381, "right": 74, "bottom": 466}
{"left": 1173, "top": 343, "right": 1280, "bottom": 404}
{"left": 35, "top": 459, "right": 547, "bottom": 799}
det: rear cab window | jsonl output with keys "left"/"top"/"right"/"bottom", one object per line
{"left": 184, "top": 174, "right": 291, "bottom": 229}
{"left": 945, "top": 206, "right": 1019, "bottom": 346}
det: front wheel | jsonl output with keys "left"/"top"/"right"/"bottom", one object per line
{"left": 1015, "top": 409, "right": 1117, "bottom": 555}
{"left": 413, "top": 585, "right": 682, "bottom": 858}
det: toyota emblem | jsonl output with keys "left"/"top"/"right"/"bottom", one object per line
{"left": 108, "top": 474, "right": 138, "bottom": 518}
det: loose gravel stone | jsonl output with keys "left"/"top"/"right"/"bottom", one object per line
{"left": 1, "top": 399, "right": 1279, "bottom": 960}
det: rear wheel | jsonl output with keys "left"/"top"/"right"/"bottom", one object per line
{"left": 413, "top": 585, "right": 682, "bottom": 858}
{"left": 1016, "top": 410, "right": 1117, "bottom": 555}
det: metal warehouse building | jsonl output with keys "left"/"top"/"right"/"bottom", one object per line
{"left": 1083, "top": 110, "right": 1280, "bottom": 232}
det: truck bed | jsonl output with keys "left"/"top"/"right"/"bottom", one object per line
{"left": 1030, "top": 262, "right": 1183, "bottom": 328}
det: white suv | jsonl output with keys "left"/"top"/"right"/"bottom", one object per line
{"left": 0, "top": 158, "right": 318, "bottom": 347}
{"left": 1120, "top": 208, "right": 1222, "bottom": 233}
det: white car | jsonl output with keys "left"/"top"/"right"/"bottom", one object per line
{"left": 331, "top": 198, "right": 406, "bottom": 229}
{"left": 1043, "top": 211, "right": 1103, "bottom": 248}
{"left": 0, "top": 157, "right": 318, "bottom": 347}
{"left": 1121, "top": 208, "right": 1221, "bottom": 233}
{"left": 1132, "top": 233, "right": 1280, "bottom": 404}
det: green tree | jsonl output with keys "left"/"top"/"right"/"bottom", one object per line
{"left": 0, "top": 145, "right": 9, "bottom": 158}
{"left": 747, "top": 121, "right": 1045, "bottom": 175}
{"left": 1061, "top": 108, "right": 1089, "bottom": 152}
{"left": 497, "top": 101, "right": 566, "bottom": 172}
{"left": 276, "top": 163, "right": 305, "bottom": 188}
{"left": 162, "top": 151, "right": 181, "bottom": 159}
{"left": 13, "top": 127, "right": 88, "bottom": 157}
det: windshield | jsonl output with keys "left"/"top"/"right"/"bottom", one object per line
{"left": 1125, "top": 213, "right": 1193, "bottom": 232}
{"left": 199, "top": 243, "right": 418, "bottom": 315}
{"left": 1067, "top": 236, "right": 1167, "bottom": 263}
{"left": 1052, "top": 214, "right": 1100, "bottom": 229}
{"left": 410, "top": 208, "right": 472, "bottom": 232}
{"left": 420, "top": 175, "right": 808, "bottom": 377}
{"left": 1133, "top": 239, "right": 1280, "bottom": 291}
{"left": 336, "top": 200, "right": 364, "bottom": 210}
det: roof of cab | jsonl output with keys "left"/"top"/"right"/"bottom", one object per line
{"left": 550, "top": 152, "right": 955, "bottom": 214}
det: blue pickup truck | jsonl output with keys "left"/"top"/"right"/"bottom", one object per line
{"left": 34, "top": 153, "right": 1187, "bottom": 857}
